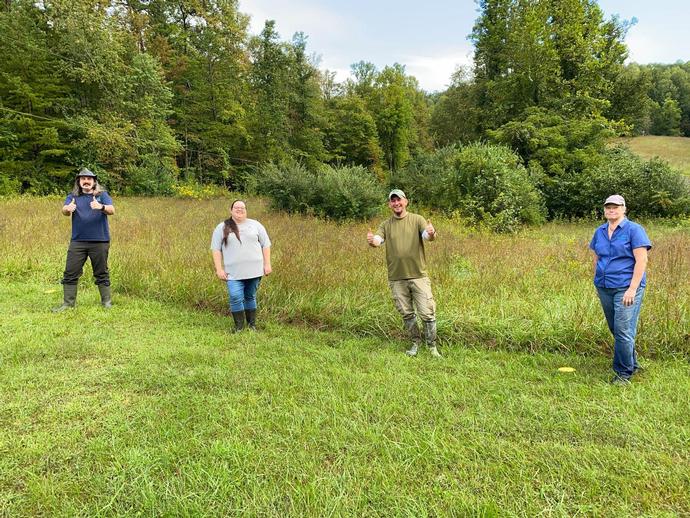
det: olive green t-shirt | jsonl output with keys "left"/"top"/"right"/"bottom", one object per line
{"left": 377, "top": 212, "right": 428, "bottom": 281}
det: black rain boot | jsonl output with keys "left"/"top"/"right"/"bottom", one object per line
{"left": 231, "top": 311, "right": 245, "bottom": 332}
{"left": 245, "top": 309, "right": 257, "bottom": 330}
{"left": 98, "top": 285, "right": 112, "bottom": 309}
{"left": 403, "top": 317, "right": 421, "bottom": 356}
{"left": 52, "top": 284, "right": 78, "bottom": 313}
{"left": 424, "top": 320, "right": 442, "bottom": 358}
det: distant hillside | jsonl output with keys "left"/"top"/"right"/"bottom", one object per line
{"left": 612, "top": 136, "right": 690, "bottom": 177}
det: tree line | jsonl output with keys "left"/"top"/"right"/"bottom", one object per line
{"left": 1, "top": 0, "right": 689, "bottom": 219}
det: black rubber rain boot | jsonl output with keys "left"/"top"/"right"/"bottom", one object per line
{"left": 52, "top": 284, "right": 78, "bottom": 313}
{"left": 403, "top": 317, "right": 421, "bottom": 356}
{"left": 231, "top": 311, "right": 245, "bottom": 332}
{"left": 424, "top": 320, "right": 442, "bottom": 358}
{"left": 245, "top": 309, "right": 257, "bottom": 330}
{"left": 98, "top": 285, "right": 112, "bottom": 309}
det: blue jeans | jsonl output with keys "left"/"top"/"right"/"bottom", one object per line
{"left": 226, "top": 277, "right": 262, "bottom": 313}
{"left": 596, "top": 286, "right": 645, "bottom": 379}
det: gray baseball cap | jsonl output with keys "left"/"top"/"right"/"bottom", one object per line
{"left": 77, "top": 167, "right": 97, "bottom": 178}
{"left": 604, "top": 194, "right": 625, "bottom": 206}
{"left": 388, "top": 189, "right": 407, "bottom": 200}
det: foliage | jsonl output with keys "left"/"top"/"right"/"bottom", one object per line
{"left": 429, "top": 67, "right": 481, "bottom": 146}
{"left": 545, "top": 147, "right": 690, "bottom": 218}
{"left": 611, "top": 62, "right": 690, "bottom": 137}
{"left": 471, "top": 0, "right": 629, "bottom": 131}
{"left": 0, "top": 0, "right": 180, "bottom": 194}
{"left": 487, "top": 107, "right": 622, "bottom": 177}
{"left": 252, "top": 162, "right": 385, "bottom": 220}
{"left": 651, "top": 98, "right": 682, "bottom": 136}
{"left": 324, "top": 95, "right": 384, "bottom": 175}
{"left": 607, "top": 64, "right": 653, "bottom": 135}
{"left": 395, "top": 143, "right": 545, "bottom": 231}
{"left": 346, "top": 62, "right": 432, "bottom": 172}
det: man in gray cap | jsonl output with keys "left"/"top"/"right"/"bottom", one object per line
{"left": 367, "top": 189, "right": 441, "bottom": 357}
{"left": 53, "top": 168, "right": 115, "bottom": 311}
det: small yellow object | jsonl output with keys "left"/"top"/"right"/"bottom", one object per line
{"left": 558, "top": 367, "right": 576, "bottom": 373}
{"left": 43, "top": 289, "right": 57, "bottom": 294}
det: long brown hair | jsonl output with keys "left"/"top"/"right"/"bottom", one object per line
{"left": 71, "top": 177, "right": 103, "bottom": 197}
{"left": 222, "top": 199, "right": 245, "bottom": 246}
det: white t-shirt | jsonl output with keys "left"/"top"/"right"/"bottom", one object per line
{"left": 210, "top": 219, "right": 271, "bottom": 280}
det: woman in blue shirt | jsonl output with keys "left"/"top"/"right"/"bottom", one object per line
{"left": 589, "top": 195, "right": 652, "bottom": 385}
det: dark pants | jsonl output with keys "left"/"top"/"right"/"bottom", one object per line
{"left": 61, "top": 241, "right": 110, "bottom": 286}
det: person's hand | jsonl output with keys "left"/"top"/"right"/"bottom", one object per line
{"left": 65, "top": 198, "right": 77, "bottom": 213}
{"left": 264, "top": 264, "right": 272, "bottom": 276}
{"left": 215, "top": 269, "right": 228, "bottom": 281}
{"left": 622, "top": 287, "right": 637, "bottom": 306}
{"left": 90, "top": 195, "right": 104, "bottom": 211}
{"left": 367, "top": 228, "right": 375, "bottom": 245}
{"left": 426, "top": 220, "right": 435, "bottom": 238}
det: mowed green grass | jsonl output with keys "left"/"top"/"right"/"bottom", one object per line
{"left": 1, "top": 281, "right": 689, "bottom": 516}
{"left": 613, "top": 135, "right": 690, "bottom": 176}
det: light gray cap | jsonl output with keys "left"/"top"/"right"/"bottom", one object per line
{"left": 604, "top": 194, "right": 625, "bottom": 206}
{"left": 388, "top": 189, "right": 407, "bottom": 200}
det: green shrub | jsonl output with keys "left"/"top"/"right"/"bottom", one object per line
{"left": 545, "top": 147, "right": 690, "bottom": 218}
{"left": 120, "top": 155, "right": 178, "bottom": 196}
{"left": 395, "top": 143, "right": 545, "bottom": 231}
{"left": 253, "top": 162, "right": 385, "bottom": 220}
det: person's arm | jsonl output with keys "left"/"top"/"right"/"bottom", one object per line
{"left": 262, "top": 247, "right": 272, "bottom": 275}
{"left": 212, "top": 249, "right": 227, "bottom": 280}
{"left": 623, "top": 247, "right": 648, "bottom": 306}
{"left": 592, "top": 252, "right": 598, "bottom": 274}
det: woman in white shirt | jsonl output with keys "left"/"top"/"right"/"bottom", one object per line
{"left": 211, "top": 200, "right": 272, "bottom": 331}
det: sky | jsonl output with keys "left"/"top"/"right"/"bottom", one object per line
{"left": 238, "top": 0, "right": 690, "bottom": 92}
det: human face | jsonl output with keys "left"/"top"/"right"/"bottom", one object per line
{"left": 604, "top": 204, "right": 625, "bottom": 223}
{"left": 231, "top": 201, "right": 247, "bottom": 222}
{"left": 78, "top": 176, "right": 95, "bottom": 193}
{"left": 388, "top": 195, "right": 408, "bottom": 217}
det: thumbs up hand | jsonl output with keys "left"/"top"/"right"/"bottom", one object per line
{"left": 426, "top": 220, "right": 436, "bottom": 239}
{"left": 367, "top": 228, "right": 375, "bottom": 245}
{"left": 65, "top": 198, "right": 77, "bottom": 213}
{"left": 90, "top": 195, "right": 103, "bottom": 211}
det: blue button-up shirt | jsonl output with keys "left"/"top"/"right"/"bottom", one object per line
{"left": 589, "top": 218, "right": 652, "bottom": 288}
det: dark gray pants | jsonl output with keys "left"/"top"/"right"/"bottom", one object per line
{"left": 61, "top": 241, "right": 110, "bottom": 286}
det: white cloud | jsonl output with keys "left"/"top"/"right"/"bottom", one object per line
{"left": 625, "top": 30, "right": 685, "bottom": 64}
{"left": 240, "top": 0, "right": 350, "bottom": 40}
{"left": 402, "top": 51, "right": 474, "bottom": 92}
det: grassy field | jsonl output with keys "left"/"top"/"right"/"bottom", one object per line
{"left": 613, "top": 135, "right": 690, "bottom": 177}
{"left": 1, "top": 197, "right": 688, "bottom": 357}
{"left": 1, "top": 280, "right": 689, "bottom": 515}
{"left": 0, "top": 196, "right": 689, "bottom": 514}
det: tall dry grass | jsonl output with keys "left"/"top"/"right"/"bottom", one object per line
{"left": 1, "top": 196, "right": 688, "bottom": 356}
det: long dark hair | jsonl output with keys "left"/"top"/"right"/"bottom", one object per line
{"left": 71, "top": 177, "right": 103, "bottom": 197}
{"left": 222, "top": 199, "right": 245, "bottom": 246}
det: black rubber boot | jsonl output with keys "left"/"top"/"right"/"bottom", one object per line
{"left": 424, "top": 320, "right": 442, "bottom": 358}
{"left": 231, "top": 311, "right": 245, "bottom": 332}
{"left": 245, "top": 309, "right": 257, "bottom": 330}
{"left": 52, "top": 284, "right": 78, "bottom": 313}
{"left": 98, "top": 285, "right": 112, "bottom": 309}
{"left": 403, "top": 316, "right": 421, "bottom": 356}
